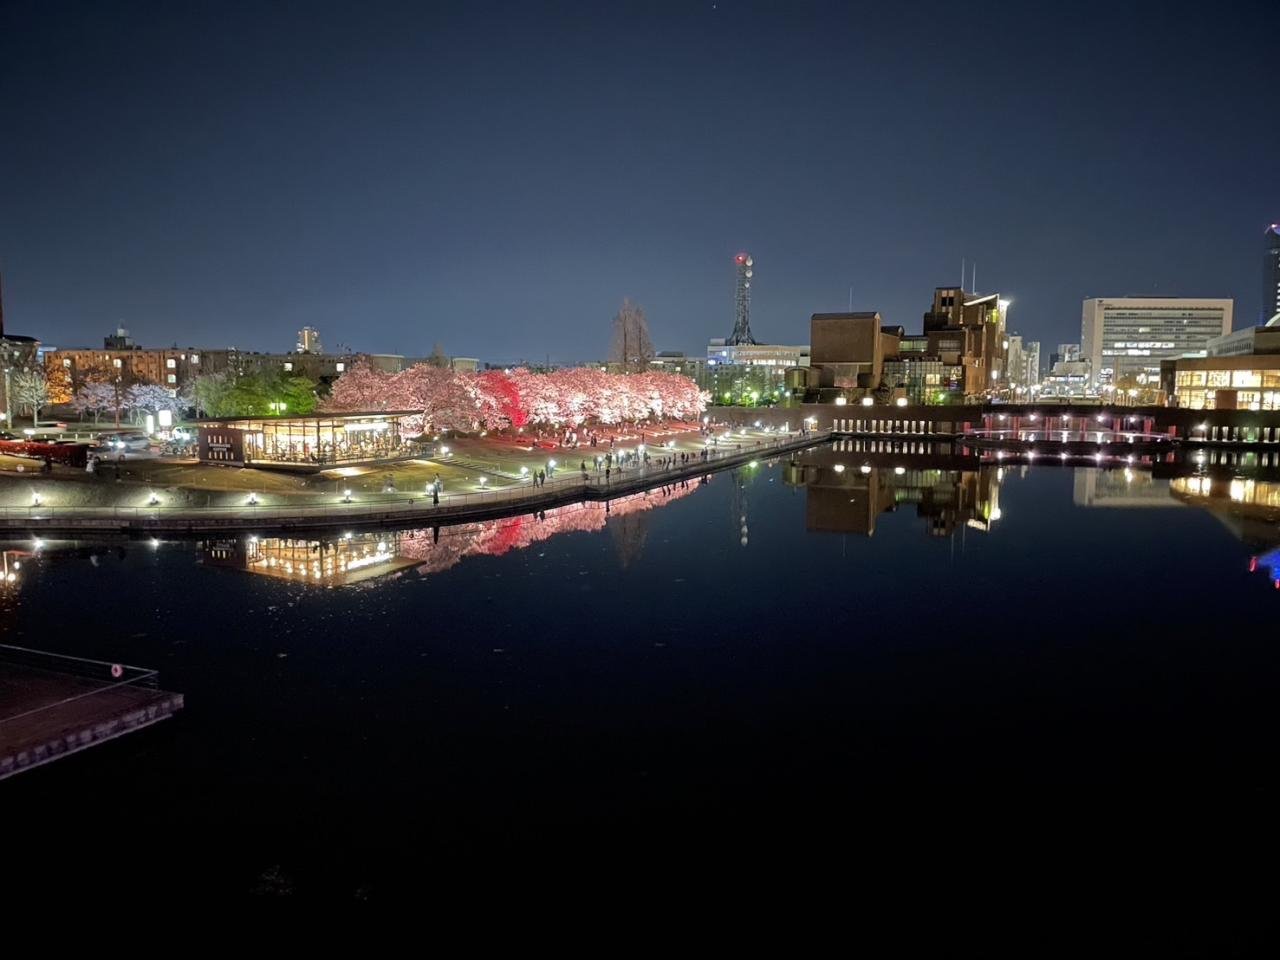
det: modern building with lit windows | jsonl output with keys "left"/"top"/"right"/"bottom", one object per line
{"left": 197, "top": 410, "right": 424, "bottom": 469}
{"left": 1264, "top": 224, "right": 1280, "bottom": 323}
{"left": 1081, "top": 297, "right": 1232, "bottom": 389}
{"left": 1163, "top": 355, "right": 1280, "bottom": 410}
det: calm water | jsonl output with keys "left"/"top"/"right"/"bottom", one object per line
{"left": 3, "top": 449, "right": 1279, "bottom": 896}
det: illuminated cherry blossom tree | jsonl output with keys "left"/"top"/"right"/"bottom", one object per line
{"left": 324, "top": 360, "right": 707, "bottom": 433}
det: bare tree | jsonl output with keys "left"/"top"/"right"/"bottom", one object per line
{"left": 610, "top": 298, "right": 655, "bottom": 373}
{"left": 11, "top": 367, "right": 49, "bottom": 427}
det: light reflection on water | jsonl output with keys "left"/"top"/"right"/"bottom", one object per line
{"left": 4, "top": 451, "right": 1280, "bottom": 894}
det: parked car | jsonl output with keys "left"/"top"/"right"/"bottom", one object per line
{"left": 94, "top": 433, "right": 153, "bottom": 453}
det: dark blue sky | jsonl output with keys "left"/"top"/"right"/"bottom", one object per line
{"left": 2, "top": 0, "right": 1277, "bottom": 361}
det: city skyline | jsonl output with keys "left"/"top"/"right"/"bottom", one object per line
{"left": 1, "top": 1, "right": 1277, "bottom": 360}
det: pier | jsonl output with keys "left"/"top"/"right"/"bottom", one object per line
{"left": 0, "top": 645, "right": 183, "bottom": 780}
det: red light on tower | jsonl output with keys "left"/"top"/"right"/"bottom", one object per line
{"left": 735, "top": 253, "right": 746, "bottom": 264}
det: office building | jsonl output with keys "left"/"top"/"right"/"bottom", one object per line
{"left": 296, "top": 326, "right": 324, "bottom": 354}
{"left": 1081, "top": 297, "right": 1232, "bottom": 389}
{"left": 1024, "top": 341, "right": 1041, "bottom": 386}
{"left": 1265, "top": 224, "right": 1280, "bottom": 322}
{"left": 649, "top": 351, "right": 707, "bottom": 383}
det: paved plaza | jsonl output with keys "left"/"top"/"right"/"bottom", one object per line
{"left": 0, "top": 419, "right": 808, "bottom": 514}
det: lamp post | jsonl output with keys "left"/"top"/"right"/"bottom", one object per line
{"left": 2, "top": 362, "right": 11, "bottom": 431}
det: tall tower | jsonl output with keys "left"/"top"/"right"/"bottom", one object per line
{"left": 729, "top": 253, "right": 757, "bottom": 345}
{"left": 1265, "top": 224, "right": 1280, "bottom": 323}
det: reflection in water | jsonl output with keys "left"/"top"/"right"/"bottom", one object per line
{"left": 199, "top": 480, "right": 703, "bottom": 586}
{"left": 7, "top": 450, "right": 1280, "bottom": 595}
{"left": 1167, "top": 472, "right": 1280, "bottom": 552}
{"left": 1072, "top": 468, "right": 1182, "bottom": 508}
{"left": 785, "top": 451, "right": 1002, "bottom": 537}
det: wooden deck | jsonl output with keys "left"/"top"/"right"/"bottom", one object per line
{"left": 0, "top": 662, "right": 183, "bottom": 780}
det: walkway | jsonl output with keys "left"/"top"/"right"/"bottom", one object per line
{"left": 0, "top": 432, "right": 828, "bottom": 535}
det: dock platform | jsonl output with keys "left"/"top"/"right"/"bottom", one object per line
{"left": 0, "top": 645, "right": 183, "bottom": 780}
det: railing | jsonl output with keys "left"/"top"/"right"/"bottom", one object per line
{"left": 0, "top": 642, "right": 160, "bottom": 729}
{"left": 0, "top": 432, "right": 827, "bottom": 527}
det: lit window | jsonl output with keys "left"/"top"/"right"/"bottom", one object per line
{"left": 167, "top": 358, "right": 176, "bottom": 368}
{"left": 62, "top": 358, "right": 71, "bottom": 367}
{"left": 284, "top": 362, "right": 293, "bottom": 372}
{"left": 191, "top": 354, "right": 200, "bottom": 364}
{"left": 167, "top": 374, "right": 177, "bottom": 384}
{"left": 336, "top": 362, "right": 345, "bottom": 373}
{"left": 113, "top": 358, "right": 122, "bottom": 368}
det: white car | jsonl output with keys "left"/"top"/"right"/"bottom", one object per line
{"left": 95, "top": 433, "right": 152, "bottom": 453}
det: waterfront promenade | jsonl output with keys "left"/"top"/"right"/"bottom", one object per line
{"left": 0, "top": 429, "right": 826, "bottom": 535}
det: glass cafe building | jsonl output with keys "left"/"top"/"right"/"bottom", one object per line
{"left": 197, "top": 410, "right": 422, "bottom": 470}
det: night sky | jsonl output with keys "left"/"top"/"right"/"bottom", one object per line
{"left": 2, "top": 0, "right": 1277, "bottom": 362}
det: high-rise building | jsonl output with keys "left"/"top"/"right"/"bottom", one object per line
{"left": 1007, "top": 335, "right": 1024, "bottom": 388}
{"left": 1081, "top": 298, "right": 1232, "bottom": 388}
{"left": 1024, "top": 341, "right": 1041, "bottom": 386}
{"left": 296, "top": 326, "right": 323, "bottom": 354}
{"left": 728, "top": 253, "right": 756, "bottom": 345}
{"left": 1265, "top": 224, "right": 1280, "bottom": 322}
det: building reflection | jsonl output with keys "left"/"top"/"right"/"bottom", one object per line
{"left": 198, "top": 480, "right": 703, "bottom": 586}
{"left": 201, "top": 534, "right": 419, "bottom": 586}
{"left": 1167, "top": 473, "right": 1280, "bottom": 551}
{"left": 784, "top": 440, "right": 1002, "bottom": 537}
{"left": 1072, "top": 468, "right": 1182, "bottom": 508}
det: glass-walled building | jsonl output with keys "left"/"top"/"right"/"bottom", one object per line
{"left": 1166, "top": 355, "right": 1280, "bottom": 410}
{"left": 197, "top": 410, "right": 422, "bottom": 469}
{"left": 1081, "top": 297, "right": 1232, "bottom": 388}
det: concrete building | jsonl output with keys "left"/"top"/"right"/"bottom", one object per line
{"left": 649, "top": 351, "right": 707, "bottom": 383}
{"left": 296, "top": 326, "right": 323, "bottom": 354}
{"left": 808, "top": 313, "right": 897, "bottom": 392}
{"left": 104, "top": 327, "right": 135, "bottom": 350}
{"left": 1024, "top": 341, "right": 1041, "bottom": 386}
{"left": 921, "top": 287, "right": 1009, "bottom": 399}
{"left": 706, "top": 339, "right": 809, "bottom": 370}
{"left": 1039, "top": 359, "right": 1091, "bottom": 397}
{"left": 47, "top": 346, "right": 228, "bottom": 394}
{"left": 1206, "top": 317, "right": 1280, "bottom": 357}
{"left": 706, "top": 339, "right": 809, "bottom": 402}
{"left": 1081, "top": 297, "right": 1233, "bottom": 388}
{"left": 1007, "top": 335, "right": 1025, "bottom": 389}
